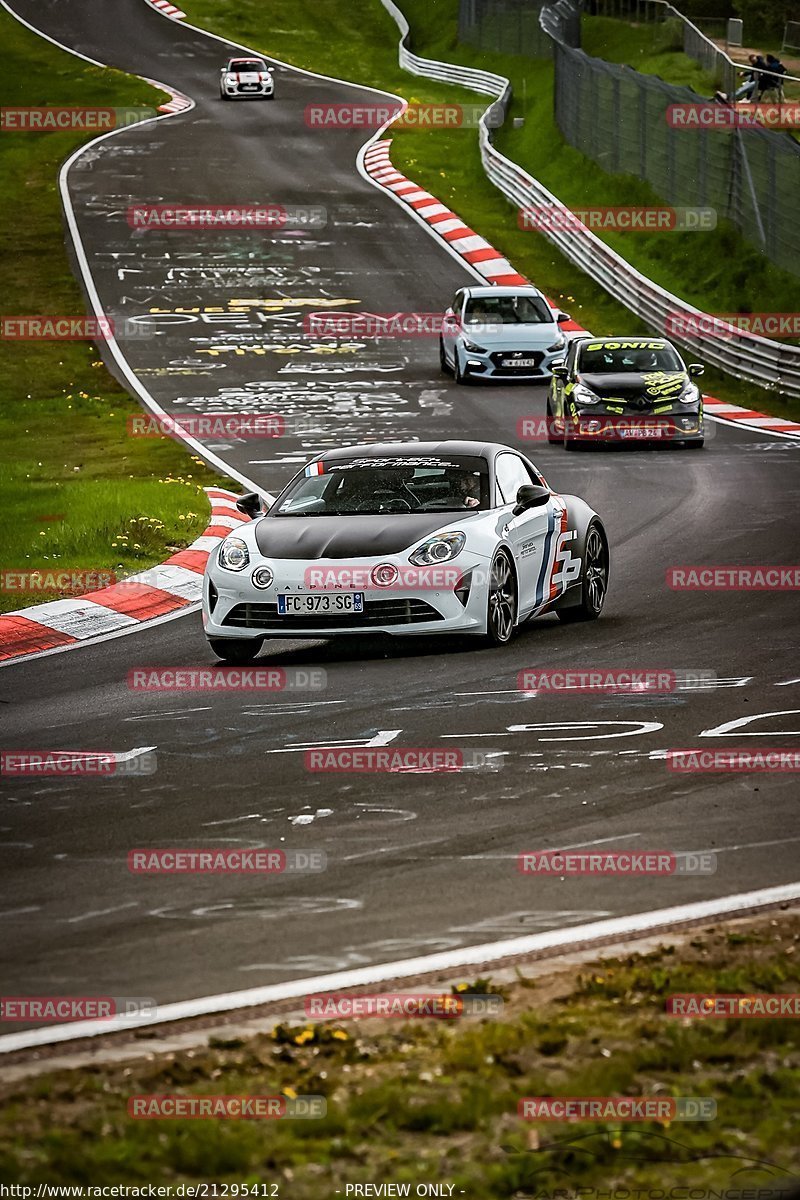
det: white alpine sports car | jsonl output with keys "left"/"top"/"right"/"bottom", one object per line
{"left": 219, "top": 57, "right": 274, "bottom": 100}
{"left": 203, "top": 441, "right": 609, "bottom": 662}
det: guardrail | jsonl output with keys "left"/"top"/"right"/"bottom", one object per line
{"left": 378, "top": 0, "right": 800, "bottom": 398}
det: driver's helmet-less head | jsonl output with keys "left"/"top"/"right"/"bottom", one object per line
{"left": 633, "top": 350, "right": 659, "bottom": 370}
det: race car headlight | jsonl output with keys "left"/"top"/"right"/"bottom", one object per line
{"left": 218, "top": 537, "right": 249, "bottom": 572}
{"left": 572, "top": 384, "right": 600, "bottom": 406}
{"left": 409, "top": 532, "right": 466, "bottom": 566}
{"left": 547, "top": 336, "right": 566, "bottom": 351}
{"left": 252, "top": 565, "right": 274, "bottom": 589}
{"left": 462, "top": 338, "right": 486, "bottom": 353}
{"left": 677, "top": 382, "right": 700, "bottom": 404}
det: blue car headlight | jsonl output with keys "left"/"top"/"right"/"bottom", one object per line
{"left": 218, "top": 536, "right": 249, "bottom": 572}
{"left": 462, "top": 338, "right": 486, "bottom": 353}
{"left": 409, "top": 532, "right": 466, "bottom": 566}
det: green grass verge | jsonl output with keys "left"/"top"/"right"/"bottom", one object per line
{"left": 0, "top": 8, "right": 230, "bottom": 614}
{"left": 582, "top": 15, "right": 720, "bottom": 91}
{"left": 179, "top": 0, "right": 800, "bottom": 423}
{"left": 1, "top": 915, "right": 797, "bottom": 1191}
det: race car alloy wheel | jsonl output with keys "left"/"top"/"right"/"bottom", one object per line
{"left": 209, "top": 637, "right": 264, "bottom": 663}
{"left": 558, "top": 522, "right": 608, "bottom": 623}
{"left": 485, "top": 551, "right": 517, "bottom": 644}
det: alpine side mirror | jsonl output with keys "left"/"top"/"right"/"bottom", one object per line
{"left": 513, "top": 484, "right": 550, "bottom": 515}
{"left": 688, "top": 364, "right": 705, "bottom": 377}
{"left": 236, "top": 492, "right": 265, "bottom": 519}
{"left": 551, "top": 364, "right": 569, "bottom": 379}
{"left": 556, "top": 311, "right": 571, "bottom": 323}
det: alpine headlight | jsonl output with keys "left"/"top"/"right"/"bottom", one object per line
{"left": 462, "top": 338, "right": 486, "bottom": 353}
{"left": 409, "top": 532, "right": 466, "bottom": 566}
{"left": 218, "top": 536, "right": 249, "bottom": 571}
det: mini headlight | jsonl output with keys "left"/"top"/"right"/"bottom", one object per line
{"left": 218, "top": 536, "right": 249, "bottom": 571}
{"left": 252, "top": 566, "right": 274, "bottom": 589}
{"left": 409, "top": 532, "right": 466, "bottom": 566}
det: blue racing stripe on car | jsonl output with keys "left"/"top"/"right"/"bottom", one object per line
{"left": 534, "top": 504, "right": 557, "bottom": 610}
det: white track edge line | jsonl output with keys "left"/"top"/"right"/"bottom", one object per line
{"left": 1, "top": 882, "right": 798, "bottom": 1053}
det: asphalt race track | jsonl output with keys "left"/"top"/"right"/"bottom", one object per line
{"left": 2, "top": 0, "right": 800, "bottom": 1026}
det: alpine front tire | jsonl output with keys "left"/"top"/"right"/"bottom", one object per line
{"left": 484, "top": 551, "right": 517, "bottom": 645}
{"left": 557, "top": 521, "right": 608, "bottom": 623}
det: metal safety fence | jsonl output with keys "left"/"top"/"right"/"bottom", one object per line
{"left": 553, "top": 40, "right": 800, "bottom": 271}
{"left": 376, "top": 0, "right": 800, "bottom": 396}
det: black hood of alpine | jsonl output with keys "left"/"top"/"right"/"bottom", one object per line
{"left": 254, "top": 512, "right": 479, "bottom": 560}
{"left": 580, "top": 371, "right": 688, "bottom": 404}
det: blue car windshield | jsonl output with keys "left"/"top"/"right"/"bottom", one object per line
{"left": 464, "top": 295, "right": 552, "bottom": 325}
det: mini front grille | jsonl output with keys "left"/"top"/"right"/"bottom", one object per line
{"left": 222, "top": 598, "right": 444, "bottom": 630}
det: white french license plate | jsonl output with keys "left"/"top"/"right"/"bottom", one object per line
{"left": 278, "top": 592, "right": 364, "bottom": 615}
{"left": 507, "top": 357, "right": 538, "bottom": 368}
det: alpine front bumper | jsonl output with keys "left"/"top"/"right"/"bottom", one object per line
{"left": 203, "top": 554, "right": 491, "bottom": 640}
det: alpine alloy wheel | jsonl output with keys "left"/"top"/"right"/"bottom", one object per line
{"left": 485, "top": 551, "right": 517, "bottom": 644}
{"left": 558, "top": 521, "right": 608, "bottom": 623}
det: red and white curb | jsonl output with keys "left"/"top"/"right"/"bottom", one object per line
{"left": 0, "top": 490, "right": 248, "bottom": 665}
{"left": 144, "top": 0, "right": 186, "bottom": 20}
{"left": 363, "top": 138, "right": 800, "bottom": 438}
{"left": 364, "top": 139, "right": 592, "bottom": 334}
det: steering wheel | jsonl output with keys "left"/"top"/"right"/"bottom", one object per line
{"left": 356, "top": 491, "right": 411, "bottom": 513}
